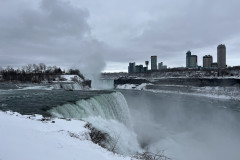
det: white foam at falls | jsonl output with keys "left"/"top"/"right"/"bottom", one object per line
{"left": 49, "top": 92, "right": 141, "bottom": 155}
{"left": 86, "top": 116, "right": 141, "bottom": 155}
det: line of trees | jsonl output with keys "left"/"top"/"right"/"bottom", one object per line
{"left": 0, "top": 63, "right": 85, "bottom": 83}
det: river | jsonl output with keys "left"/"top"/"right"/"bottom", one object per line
{"left": 0, "top": 84, "right": 240, "bottom": 159}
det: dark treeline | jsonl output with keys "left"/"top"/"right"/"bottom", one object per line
{"left": 0, "top": 63, "right": 85, "bottom": 83}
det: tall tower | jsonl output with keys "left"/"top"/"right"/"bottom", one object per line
{"left": 151, "top": 56, "right": 157, "bottom": 70}
{"left": 186, "top": 51, "right": 191, "bottom": 68}
{"left": 217, "top": 44, "right": 226, "bottom": 68}
{"left": 128, "top": 62, "right": 135, "bottom": 73}
{"left": 145, "top": 61, "right": 149, "bottom": 67}
{"left": 145, "top": 61, "right": 149, "bottom": 71}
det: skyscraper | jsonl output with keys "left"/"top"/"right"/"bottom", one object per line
{"left": 151, "top": 56, "right": 157, "bottom": 70}
{"left": 186, "top": 51, "right": 198, "bottom": 68}
{"left": 203, "top": 55, "right": 213, "bottom": 68}
{"left": 135, "top": 65, "right": 144, "bottom": 73}
{"left": 128, "top": 62, "right": 135, "bottom": 73}
{"left": 217, "top": 44, "right": 226, "bottom": 68}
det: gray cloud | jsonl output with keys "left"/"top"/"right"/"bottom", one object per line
{"left": 0, "top": 0, "right": 240, "bottom": 72}
{"left": 0, "top": 0, "right": 107, "bottom": 74}
{"left": 133, "top": 0, "right": 240, "bottom": 51}
{"left": 75, "top": 0, "right": 240, "bottom": 68}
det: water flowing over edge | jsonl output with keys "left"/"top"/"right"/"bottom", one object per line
{"left": 48, "top": 91, "right": 141, "bottom": 155}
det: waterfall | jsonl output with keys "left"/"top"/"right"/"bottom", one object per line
{"left": 48, "top": 91, "right": 141, "bottom": 155}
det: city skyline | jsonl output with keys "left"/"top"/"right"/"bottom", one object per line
{"left": 104, "top": 42, "right": 236, "bottom": 72}
{"left": 127, "top": 44, "right": 229, "bottom": 74}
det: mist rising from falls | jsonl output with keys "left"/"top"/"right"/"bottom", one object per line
{"left": 83, "top": 73, "right": 114, "bottom": 90}
{"left": 92, "top": 79, "right": 114, "bottom": 90}
{"left": 121, "top": 90, "right": 240, "bottom": 160}
{"left": 49, "top": 91, "right": 140, "bottom": 155}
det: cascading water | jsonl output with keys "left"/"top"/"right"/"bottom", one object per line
{"left": 52, "top": 82, "right": 85, "bottom": 90}
{"left": 49, "top": 92, "right": 141, "bottom": 155}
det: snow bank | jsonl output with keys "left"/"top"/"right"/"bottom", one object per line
{"left": 60, "top": 75, "right": 83, "bottom": 82}
{"left": 116, "top": 84, "right": 137, "bottom": 90}
{"left": 17, "top": 85, "right": 54, "bottom": 90}
{"left": 0, "top": 111, "right": 131, "bottom": 160}
{"left": 116, "top": 83, "right": 148, "bottom": 90}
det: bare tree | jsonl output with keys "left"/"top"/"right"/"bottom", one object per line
{"left": 33, "top": 64, "right": 40, "bottom": 74}
{"left": 39, "top": 63, "right": 46, "bottom": 73}
{"left": 132, "top": 151, "right": 170, "bottom": 160}
{"left": 26, "top": 64, "right": 33, "bottom": 73}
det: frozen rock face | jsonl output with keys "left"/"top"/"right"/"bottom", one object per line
{"left": 57, "top": 75, "right": 91, "bottom": 89}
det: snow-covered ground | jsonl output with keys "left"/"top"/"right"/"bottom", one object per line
{"left": 58, "top": 75, "right": 84, "bottom": 82}
{"left": 0, "top": 111, "right": 132, "bottom": 160}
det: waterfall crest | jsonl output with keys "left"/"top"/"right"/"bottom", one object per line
{"left": 49, "top": 91, "right": 140, "bottom": 155}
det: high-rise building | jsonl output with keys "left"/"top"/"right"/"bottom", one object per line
{"left": 186, "top": 51, "right": 198, "bottom": 68}
{"left": 217, "top": 44, "right": 226, "bottom": 68}
{"left": 203, "top": 55, "right": 213, "bottom": 68}
{"left": 135, "top": 65, "right": 144, "bottom": 73}
{"left": 151, "top": 56, "right": 157, "bottom": 70}
{"left": 128, "top": 62, "right": 135, "bottom": 73}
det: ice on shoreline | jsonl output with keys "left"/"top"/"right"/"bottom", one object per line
{"left": 116, "top": 83, "right": 148, "bottom": 90}
{"left": 116, "top": 84, "right": 240, "bottom": 101}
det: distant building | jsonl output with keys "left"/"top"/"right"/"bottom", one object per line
{"left": 162, "top": 65, "right": 167, "bottom": 69}
{"left": 151, "top": 56, "right": 157, "bottom": 70}
{"left": 135, "top": 65, "right": 144, "bottom": 73}
{"left": 158, "top": 62, "right": 163, "bottom": 70}
{"left": 211, "top": 62, "right": 218, "bottom": 68}
{"left": 203, "top": 55, "right": 213, "bottom": 68}
{"left": 217, "top": 44, "right": 226, "bottom": 68}
{"left": 158, "top": 62, "right": 167, "bottom": 70}
{"left": 186, "top": 51, "right": 198, "bottom": 68}
{"left": 143, "top": 67, "right": 148, "bottom": 72}
{"left": 128, "top": 62, "right": 135, "bottom": 73}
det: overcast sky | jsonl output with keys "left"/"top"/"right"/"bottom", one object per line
{"left": 0, "top": 0, "right": 240, "bottom": 72}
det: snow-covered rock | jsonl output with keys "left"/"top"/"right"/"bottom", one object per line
{"left": 59, "top": 75, "right": 84, "bottom": 82}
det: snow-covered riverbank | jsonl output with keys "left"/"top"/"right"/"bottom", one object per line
{"left": 0, "top": 111, "right": 131, "bottom": 160}
{"left": 116, "top": 83, "right": 240, "bottom": 102}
